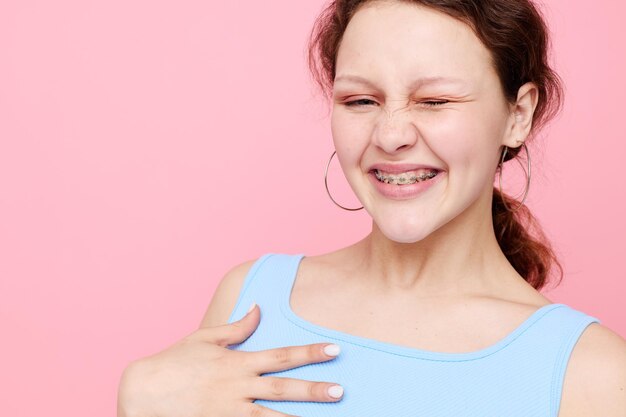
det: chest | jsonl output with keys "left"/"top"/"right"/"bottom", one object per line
{"left": 291, "top": 294, "right": 587, "bottom": 417}
{"left": 290, "top": 271, "right": 539, "bottom": 354}
{"left": 288, "top": 273, "right": 589, "bottom": 416}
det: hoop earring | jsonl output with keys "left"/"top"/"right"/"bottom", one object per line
{"left": 498, "top": 142, "right": 531, "bottom": 212}
{"left": 324, "top": 150, "right": 364, "bottom": 211}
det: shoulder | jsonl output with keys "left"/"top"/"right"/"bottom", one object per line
{"left": 559, "top": 322, "right": 626, "bottom": 417}
{"left": 198, "top": 257, "right": 260, "bottom": 328}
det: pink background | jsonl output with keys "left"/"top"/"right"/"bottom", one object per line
{"left": 1, "top": 0, "right": 624, "bottom": 415}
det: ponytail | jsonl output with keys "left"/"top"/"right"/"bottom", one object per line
{"left": 492, "top": 187, "right": 563, "bottom": 290}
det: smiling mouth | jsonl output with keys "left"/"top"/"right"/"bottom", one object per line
{"left": 372, "top": 169, "right": 439, "bottom": 185}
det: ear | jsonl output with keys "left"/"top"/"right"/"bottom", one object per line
{"left": 502, "top": 82, "right": 539, "bottom": 148}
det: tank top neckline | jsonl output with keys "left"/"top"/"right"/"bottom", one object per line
{"left": 278, "top": 253, "right": 567, "bottom": 361}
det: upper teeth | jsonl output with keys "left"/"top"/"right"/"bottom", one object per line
{"left": 375, "top": 169, "right": 438, "bottom": 184}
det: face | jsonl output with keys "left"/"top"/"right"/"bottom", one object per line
{"left": 331, "top": 1, "right": 528, "bottom": 243}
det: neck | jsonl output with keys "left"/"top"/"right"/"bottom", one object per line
{"left": 353, "top": 195, "right": 521, "bottom": 300}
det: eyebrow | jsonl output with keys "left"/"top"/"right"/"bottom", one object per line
{"left": 333, "top": 74, "right": 466, "bottom": 89}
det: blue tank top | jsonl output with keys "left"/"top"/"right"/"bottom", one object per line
{"left": 227, "top": 253, "right": 601, "bottom": 417}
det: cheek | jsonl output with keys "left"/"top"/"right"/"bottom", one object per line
{"left": 331, "top": 112, "right": 371, "bottom": 157}
{"left": 422, "top": 113, "right": 498, "bottom": 189}
{"left": 421, "top": 113, "right": 482, "bottom": 166}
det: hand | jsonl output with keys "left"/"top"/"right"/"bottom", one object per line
{"left": 117, "top": 304, "right": 343, "bottom": 417}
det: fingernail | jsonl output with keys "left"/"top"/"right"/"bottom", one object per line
{"left": 327, "top": 385, "right": 344, "bottom": 398}
{"left": 247, "top": 302, "right": 256, "bottom": 314}
{"left": 323, "top": 344, "right": 341, "bottom": 356}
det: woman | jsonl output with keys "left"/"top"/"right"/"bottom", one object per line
{"left": 118, "top": 1, "right": 626, "bottom": 416}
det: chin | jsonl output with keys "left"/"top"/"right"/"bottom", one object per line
{"left": 375, "top": 217, "right": 437, "bottom": 244}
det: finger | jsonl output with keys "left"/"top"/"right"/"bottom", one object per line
{"left": 240, "top": 402, "right": 301, "bottom": 417}
{"left": 242, "top": 343, "right": 341, "bottom": 374}
{"left": 247, "top": 376, "right": 344, "bottom": 403}
{"left": 196, "top": 304, "right": 262, "bottom": 347}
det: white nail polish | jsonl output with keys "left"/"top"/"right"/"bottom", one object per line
{"left": 327, "top": 385, "right": 344, "bottom": 398}
{"left": 324, "top": 344, "right": 341, "bottom": 356}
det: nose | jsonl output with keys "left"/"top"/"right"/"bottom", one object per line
{"left": 372, "top": 102, "right": 419, "bottom": 154}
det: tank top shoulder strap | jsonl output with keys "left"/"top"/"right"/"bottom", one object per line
{"left": 546, "top": 305, "right": 602, "bottom": 417}
{"left": 499, "top": 303, "right": 600, "bottom": 417}
{"left": 227, "top": 253, "right": 301, "bottom": 324}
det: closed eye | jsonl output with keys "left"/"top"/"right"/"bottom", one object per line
{"left": 344, "top": 99, "right": 449, "bottom": 107}
{"left": 423, "top": 100, "right": 449, "bottom": 106}
{"left": 344, "top": 99, "right": 377, "bottom": 107}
